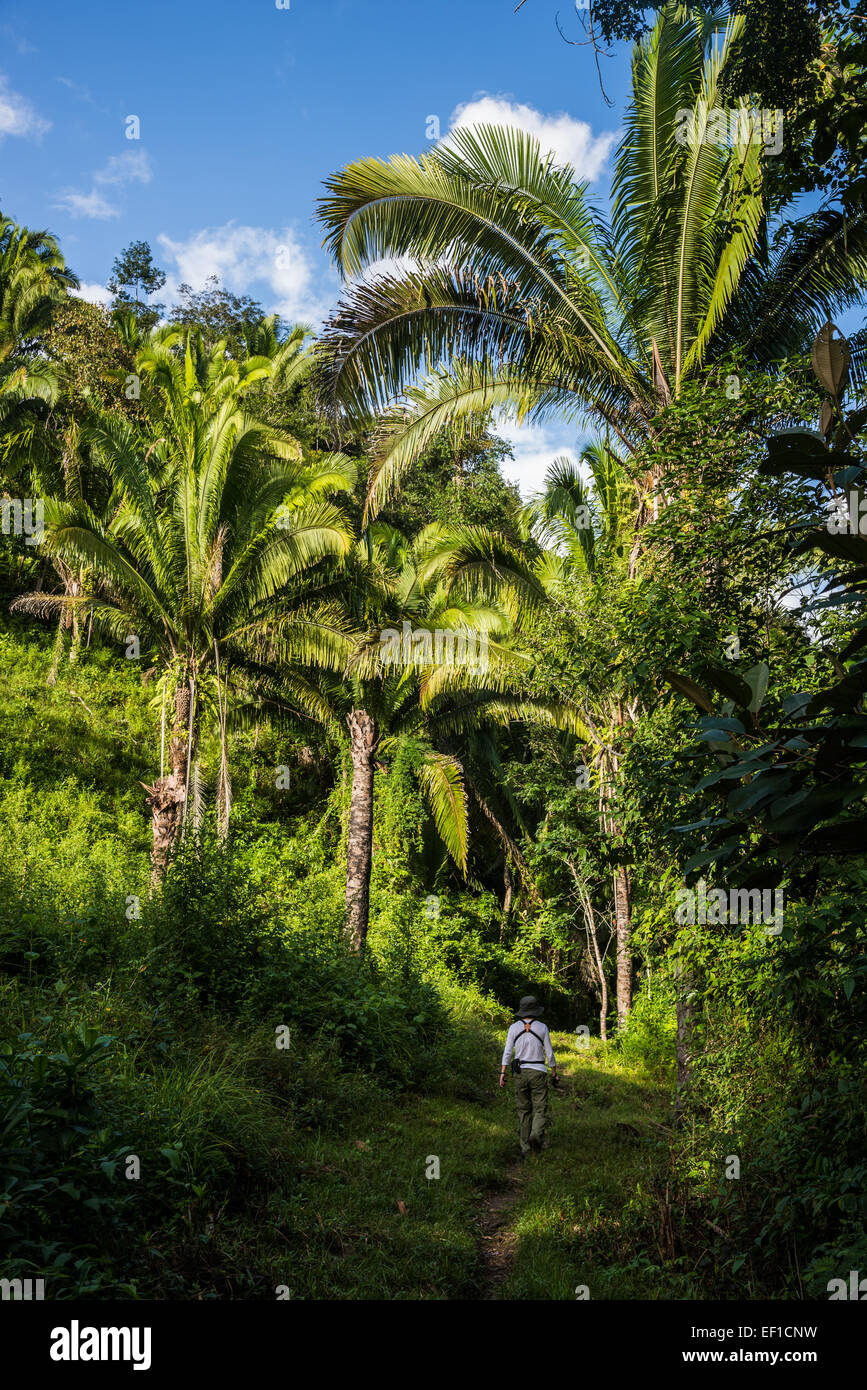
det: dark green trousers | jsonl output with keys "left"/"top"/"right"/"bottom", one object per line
{"left": 514, "top": 1067, "right": 549, "bottom": 1154}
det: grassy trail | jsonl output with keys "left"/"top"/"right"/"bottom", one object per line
{"left": 277, "top": 1025, "right": 675, "bottom": 1300}
{"left": 496, "top": 1032, "right": 675, "bottom": 1299}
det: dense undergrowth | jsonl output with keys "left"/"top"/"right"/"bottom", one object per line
{"left": 1, "top": 623, "right": 864, "bottom": 1299}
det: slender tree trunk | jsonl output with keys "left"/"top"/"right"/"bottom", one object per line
{"left": 47, "top": 615, "right": 66, "bottom": 687}
{"left": 214, "top": 643, "right": 231, "bottom": 841}
{"left": 590, "top": 914, "right": 609, "bottom": 1043}
{"left": 216, "top": 747, "right": 232, "bottom": 841}
{"left": 601, "top": 802, "right": 633, "bottom": 1029}
{"left": 68, "top": 579, "right": 82, "bottom": 665}
{"left": 601, "top": 720, "right": 634, "bottom": 1030}
{"left": 674, "top": 953, "right": 697, "bottom": 1123}
{"left": 189, "top": 758, "right": 202, "bottom": 834}
{"left": 144, "top": 682, "right": 194, "bottom": 883}
{"left": 568, "top": 858, "right": 608, "bottom": 1042}
{"left": 501, "top": 858, "right": 513, "bottom": 936}
{"left": 345, "top": 709, "right": 377, "bottom": 953}
{"left": 614, "top": 860, "right": 633, "bottom": 1027}
{"left": 583, "top": 890, "right": 609, "bottom": 1043}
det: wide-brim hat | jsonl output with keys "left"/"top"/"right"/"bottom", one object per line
{"left": 515, "top": 995, "right": 544, "bottom": 1018}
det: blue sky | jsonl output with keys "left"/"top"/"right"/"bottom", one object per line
{"left": 0, "top": 0, "right": 629, "bottom": 283}
{"left": 2, "top": 2, "right": 861, "bottom": 493}
{"left": 1, "top": 0, "right": 633, "bottom": 492}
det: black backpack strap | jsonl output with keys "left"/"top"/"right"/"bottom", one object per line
{"left": 520, "top": 1021, "right": 546, "bottom": 1058}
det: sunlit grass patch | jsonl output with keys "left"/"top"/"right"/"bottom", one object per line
{"left": 500, "top": 1034, "right": 679, "bottom": 1300}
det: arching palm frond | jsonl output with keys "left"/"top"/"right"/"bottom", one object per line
{"left": 315, "top": 2, "right": 866, "bottom": 514}
{"left": 415, "top": 751, "right": 469, "bottom": 872}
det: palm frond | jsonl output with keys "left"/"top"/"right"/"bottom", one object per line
{"left": 415, "top": 751, "right": 469, "bottom": 872}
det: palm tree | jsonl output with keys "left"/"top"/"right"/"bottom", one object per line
{"left": 0, "top": 215, "right": 76, "bottom": 456}
{"left": 14, "top": 327, "right": 357, "bottom": 875}
{"left": 300, "top": 521, "right": 584, "bottom": 950}
{"left": 242, "top": 317, "right": 314, "bottom": 392}
{"left": 521, "top": 444, "right": 639, "bottom": 1026}
{"left": 0, "top": 216, "right": 76, "bottom": 422}
{"left": 520, "top": 445, "right": 629, "bottom": 582}
{"left": 312, "top": 1, "right": 866, "bottom": 1011}
{"left": 0, "top": 217, "right": 79, "bottom": 667}
{"left": 314, "top": 5, "right": 867, "bottom": 521}
{"left": 0, "top": 215, "right": 77, "bottom": 355}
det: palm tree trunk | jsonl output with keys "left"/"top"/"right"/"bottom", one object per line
{"left": 68, "top": 595, "right": 82, "bottom": 666}
{"left": 589, "top": 909, "right": 609, "bottom": 1044}
{"left": 45, "top": 565, "right": 80, "bottom": 685}
{"left": 145, "top": 682, "right": 194, "bottom": 882}
{"left": 189, "top": 758, "right": 202, "bottom": 834}
{"left": 345, "top": 708, "right": 377, "bottom": 953}
{"left": 68, "top": 572, "right": 87, "bottom": 665}
{"left": 214, "top": 642, "right": 231, "bottom": 841}
{"left": 216, "top": 746, "right": 232, "bottom": 841}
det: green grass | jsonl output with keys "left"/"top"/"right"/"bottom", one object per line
{"left": 0, "top": 620, "right": 687, "bottom": 1301}
{"left": 2, "top": 968, "right": 682, "bottom": 1300}
{"left": 203, "top": 1014, "right": 515, "bottom": 1301}
{"left": 223, "top": 1026, "right": 678, "bottom": 1301}
{"left": 501, "top": 1035, "right": 685, "bottom": 1299}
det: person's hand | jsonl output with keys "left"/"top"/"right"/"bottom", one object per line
{"left": 499, "top": 1071, "right": 506, "bottom": 1088}
{"left": 551, "top": 1072, "right": 560, "bottom": 1088}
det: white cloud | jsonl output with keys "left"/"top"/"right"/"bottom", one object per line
{"left": 72, "top": 281, "right": 112, "bottom": 308}
{"left": 496, "top": 416, "right": 584, "bottom": 500}
{"left": 94, "top": 150, "right": 152, "bottom": 186}
{"left": 0, "top": 73, "right": 50, "bottom": 139}
{"left": 54, "top": 189, "right": 119, "bottom": 220}
{"left": 448, "top": 95, "right": 617, "bottom": 181}
{"left": 57, "top": 76, "right": 95, "bottom": 104}
{"left": 158, "top": 223, "right": 326, "bottom": 324}
{"left": 53, "top": 150, "right": 152, "bottom": 220}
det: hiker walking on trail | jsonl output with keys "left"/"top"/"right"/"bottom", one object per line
{"left": 499, "top": 996, "right": 558, "bottom": 1156}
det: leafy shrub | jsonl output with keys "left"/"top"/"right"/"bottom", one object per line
{"left": 615, "top": 981, "right": 677, "bottom": 1075}
{"left": 0, "top": 1011, "right": 137, "bottom": 1296}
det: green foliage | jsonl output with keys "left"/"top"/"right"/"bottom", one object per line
{"left": 166, "top": 275, "right": 267, "bottom": 354}
{"left": 547, "top": 0, "right": 867, "bottom": 212}
{"left": 0, "top": 1010, "right": 137, "bottom": 1295}
{"left": 107, "top": 239, "right": 166, "bottom": 330}
{"left": 1, "top": 8, "right": 866, "bottom": 1298}
{"left": 614, "top": 982, "right": 677, "bottom": 1075}
{"left": 376, "top": 427, "right": 523, "bottom": 540}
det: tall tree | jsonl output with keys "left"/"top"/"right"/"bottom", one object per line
{"left": 168, "top": 276, "right": 266, "bottom": 355}
{"left": 314, "top": 7, "right": 867, "bottom": 523}
{"left": 521, "top": 445, "right": 638, "bottom": 1026}
{"left": 14, "top": 327, "right": 356, "bottom": 875}
{"left": 299, "top": 521, "right": 583, "bottom": 950}
{"left": 0, "top": 215, "right": 77, "bottom": 440}
{"left": 107, "top": 241, "right": 166, "bottom": 331}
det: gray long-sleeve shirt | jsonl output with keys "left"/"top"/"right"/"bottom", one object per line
{"left": 501, "top": 1020, "right": 557, "bottom": 1073}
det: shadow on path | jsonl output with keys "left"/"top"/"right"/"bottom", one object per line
{"left": 478, "top": 1158, "right": 525, "bottom": 1298}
